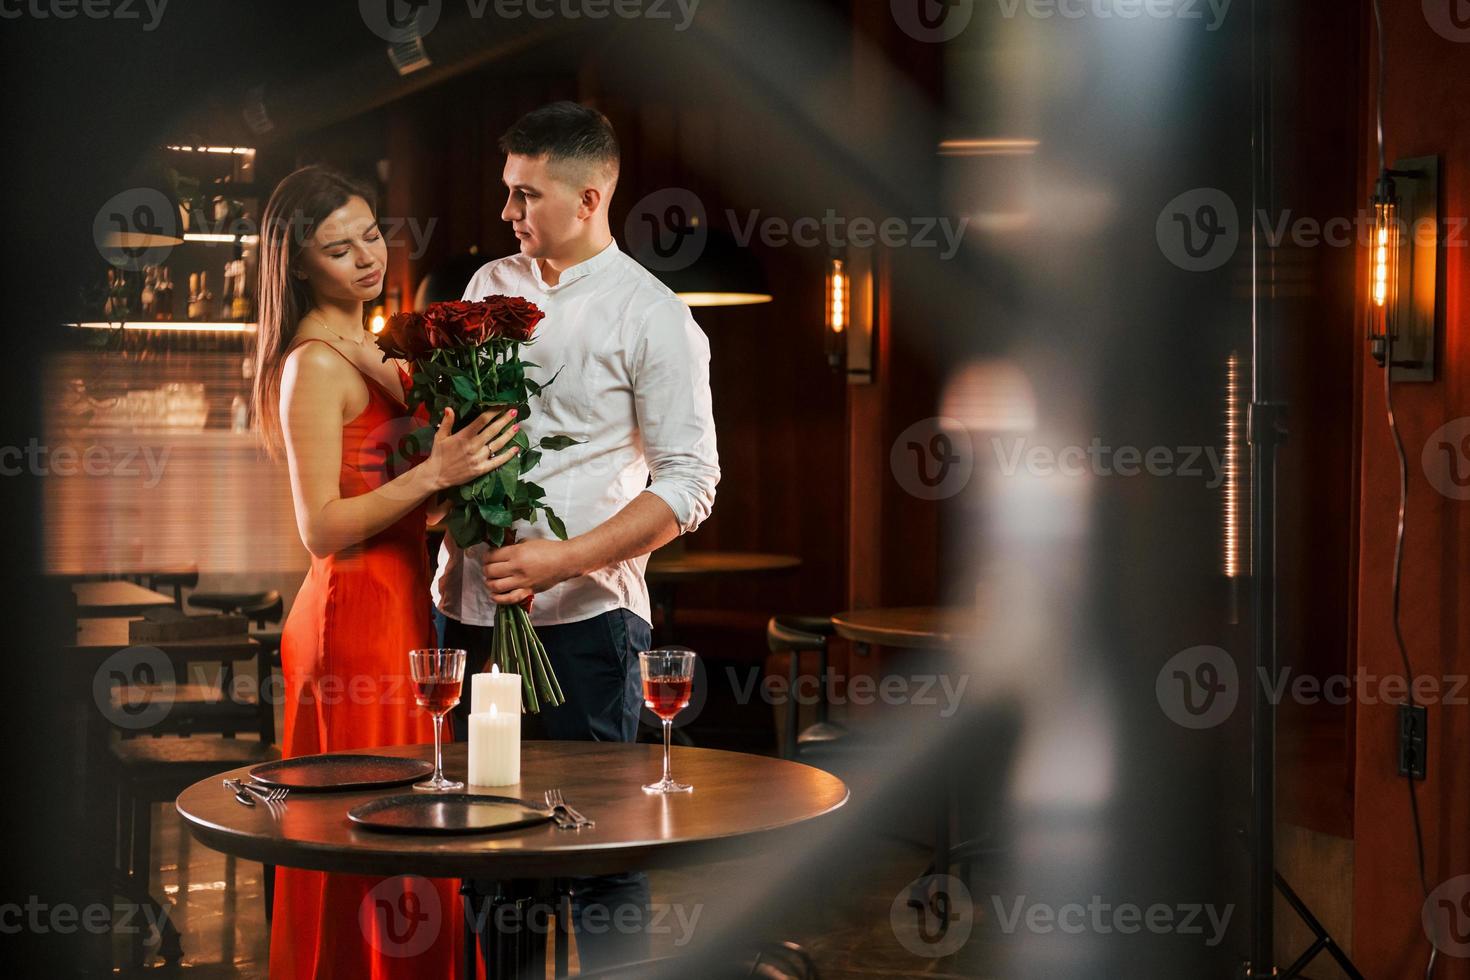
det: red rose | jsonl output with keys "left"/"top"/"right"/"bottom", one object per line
{"left": 485, "top": 295, "right": 544, "bottom": 342}
{"left": 375, "top": 311, "right": 432, "bottom": 360}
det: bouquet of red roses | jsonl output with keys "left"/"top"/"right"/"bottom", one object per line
{"left": 377, "top": 296, "right": 581, "bottom": 712}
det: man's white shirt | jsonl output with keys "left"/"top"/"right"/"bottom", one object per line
{"left": 430, "top": 239, "right": 720, "bottom": 628}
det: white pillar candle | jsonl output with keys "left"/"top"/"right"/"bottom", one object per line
{"left": 467, "top": 703, "right": 520, "bottom": 787}
{"left": 471, "top": 663, "right": 521, "bottom": 715}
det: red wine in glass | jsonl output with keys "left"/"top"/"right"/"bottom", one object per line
{"left": 412, "top": 677, "right": 463, "bottom": 714}
{"left": 408, "top": 648, "right": 467, "bottom": 791}
{"left": 642, "top": 676, "right": 692, "bottom": 720}
{"left": 638, "top": 648, "right": 696, "bottom": 793}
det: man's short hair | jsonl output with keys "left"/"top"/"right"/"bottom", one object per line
{"left": 499, "top": 101, "right": 620, "bottom": 190}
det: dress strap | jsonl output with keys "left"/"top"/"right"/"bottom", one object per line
{"left": 287, "top": 336, "right": 357, "bottom": 368}
{"left": 287, "top": 337, "right": 409, "bottom": 410}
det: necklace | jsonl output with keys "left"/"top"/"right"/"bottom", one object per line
{"left": 305, "top": 312, "right": 366, "bottom": 346}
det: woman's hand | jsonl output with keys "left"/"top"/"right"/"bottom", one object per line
{"left": 422, "top": 406, "right": 520, "bottom": 492}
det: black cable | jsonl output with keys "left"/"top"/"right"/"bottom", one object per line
{"left": 1370, "top": 2, "right": 1437, "bottom": 976}
{"left": 1382, "top": 334, "right": 1438, "bottom": 980}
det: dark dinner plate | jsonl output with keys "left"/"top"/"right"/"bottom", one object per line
{"left": 247, "top": 754, "right": 435, "bottom": 792}
{"left": 347, "top": 794, "right": 555, "bottom": 835}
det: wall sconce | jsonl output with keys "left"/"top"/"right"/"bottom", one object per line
{"left": 826, "top": 250, "right": 874, "bottom": 384}
{"left": 1367, "top": 156, "right": 1439, "bottom": 382}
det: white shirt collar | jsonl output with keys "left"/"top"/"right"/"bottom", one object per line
{"left": 531, "top": 238, "right": 620, "bottom": 292}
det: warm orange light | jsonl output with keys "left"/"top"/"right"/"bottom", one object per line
{"left": 370, "top": 308, "right": 387, "bottom": 334}
{"left": 1222, "top": 351, "right": 1249, "bottom": 579}
{"left": 938, "top": 138, "right": 1040, "bottom": 157}
{"left": 69, "top": 321, "right": 257, "bottom": 334}
{"left": 826, "top": 258, "right": 849, "bottom": 335}
{"left": 1367, "top": 194, "right": 1400, "bottom": 343}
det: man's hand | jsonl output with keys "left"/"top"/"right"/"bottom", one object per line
{"left": 482, "top": 537, "right": 583, "bottom": 605}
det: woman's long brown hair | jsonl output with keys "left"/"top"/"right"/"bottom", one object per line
{"left": 253, "top": 166, "right": 376, "bottom": 458}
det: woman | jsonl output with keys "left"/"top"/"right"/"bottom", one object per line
{"left": 253, "top": 166, "right": 519, "bottom": 979}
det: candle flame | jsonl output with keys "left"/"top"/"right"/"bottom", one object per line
{"left": 491, "top": 664, "right": 499, "bottom": 675}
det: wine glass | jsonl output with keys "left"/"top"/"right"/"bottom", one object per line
{"left": 639, "top": 647, "right": 696, "bottom": 794}
{"left": 408, "top": 648, "right": 467, "bottom": 791}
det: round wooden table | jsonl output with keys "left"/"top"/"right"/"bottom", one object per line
{"left": 178, "top": 741, "right": 847, "bottom": 878}
{"left": 178, "top": 741, "right": 848, "bottom": 977}
{"left": 645, "top": 551, "right": 801, "bottom": 642}
{"left": 71, "top": 580, "right": 176, "bottom": 618}
{"left": 829, "top": 605, "right": 979, "bottom": 651}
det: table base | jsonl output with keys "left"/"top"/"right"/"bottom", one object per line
{"left": 460, "top": 878, "right": 572, "bottom": 980}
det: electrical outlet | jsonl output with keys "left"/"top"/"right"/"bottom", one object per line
{"left": 1397, "top": 703, "right": 1427, "bottom": 780}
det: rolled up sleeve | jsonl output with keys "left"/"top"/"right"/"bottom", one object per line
{"left": 633, "top": 299, "right": 720, "bottom": 535}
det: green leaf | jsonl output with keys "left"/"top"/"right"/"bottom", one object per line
{"left": 495, "top": 453, "right": 522, "bottom": 497}
{"left": 519, "top": 449, "right": 542, "bottom": 473}
{"left": 448, "top": 507, "right": 483, "bottom": 548}
{"left": 538, "top": 434, "right": 585, "bottom": 452}
{"left": 487, "top": 524, "right": 505, "bottom": 548}
{"left": 520, "top": 480, "right": 545, "bottom": 500}
{"left": 539, "top": 365, "right": 565, "bottom": 390}
{"left": 478, "top": 504, "right": 514, "bottom": 527}
{"left": 511, "top": 429, "right": 531, "bottom": 451}
{"left": 451, "top": 374, "right": 479, "bottom": 402}
{"left": 544, "top": 507, "right": 568, "bottom": 541}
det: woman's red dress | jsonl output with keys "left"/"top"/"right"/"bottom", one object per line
{"left": 269, "top": 338, "right": 464, "bottom": 979}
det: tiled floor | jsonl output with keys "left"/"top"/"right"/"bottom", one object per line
{"left": 115, "top": 761, "right": 1000, "bottom": 978}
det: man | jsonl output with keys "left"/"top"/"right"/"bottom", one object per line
{"left": 433, "top": 101, "right": 720, "bottom": 970}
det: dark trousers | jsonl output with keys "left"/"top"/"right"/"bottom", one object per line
{"left": 441, "top": 608, "right": 652, "bottom": 973}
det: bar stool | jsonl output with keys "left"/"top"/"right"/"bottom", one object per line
{"left": 111, "top": 735, "right": 280, "bottom": 966}
{"left": 765, "top": 615, "right": 848, "bottom": 760}
{"left": 184, "top": 591, "right": 283, "bottom": 738}
{"left": 145, "top": 568, "right": 199, "bottom": 610}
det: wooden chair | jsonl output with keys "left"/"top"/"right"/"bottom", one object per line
{"left": 765, "top": 615, "right": 848, "bottom": 760}
{"left": 111, "top": 735, "right": 280, "bottom": 966}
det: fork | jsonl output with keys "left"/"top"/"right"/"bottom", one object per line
{"left": 546, "top": 788, "right": 594, "bottom": 829}
{"left": 225, "top": 777, "right": 289, "bottom": 803}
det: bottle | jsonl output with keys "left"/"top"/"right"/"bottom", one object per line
{"left": 220, "top": 263, "right": 235, "bottom": 320}
{"left": 186, "top": 273, "right": 200, "bottom": 321}
{"left": 230, "top": 395, "right": 250, "bottom": 433}
{"left": 232, "top": 260, "right": 253, "bottom": 321}
{"left": 140, "top": 267, "right": 156, "bottom": 320}
{"left": 201, "top": 272, "right": 215, "bottom": 321}
{"left": 158, "top": 268, "right": 174, "bottom": 320}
